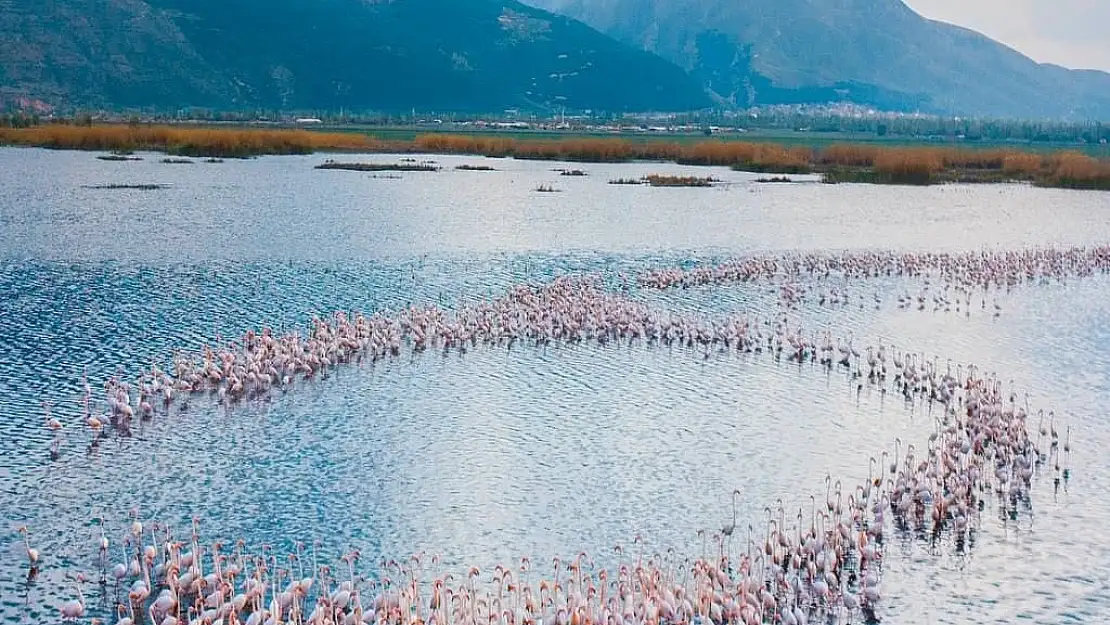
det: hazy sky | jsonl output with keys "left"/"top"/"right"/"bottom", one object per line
{"left": 904, "top": 0, "right": 1110, "bottom": 71}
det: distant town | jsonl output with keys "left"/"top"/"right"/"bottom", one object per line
{"left": 2, "top": 101, "right": 1108, "bottom": 147}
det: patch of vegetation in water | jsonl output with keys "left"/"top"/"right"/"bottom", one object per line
{"left": 1036, "top": 175, "right": 1110, "bottom": 190}
{"left": 822, "top": 168, "right": 878, "bottom": 185}
{"left": 82, "top": 183, "right": 168, "bottom": 190}
{"left": 755, "top": 176, "right": 795, "bottom": 183}
{"left": 161, "top": 157, "right": 195, "bottom": 164}
{"left": 205, "top": 158, "right": 224, "bottom": 163}
{"left": 97, "top": 153, "right": 142, "bottom": 161}
{"left": 559, "top": 168, "right": 587, "bottom": 176}
{"left": 642, "top": 174, "right": 719, "bottom": 187}
{"left": 608, "top": 177, "right": 644, "bottom": 185}
{"left": 455, "top": 164, "right": 496, "bottom": 171}
{"left": 534, "top": 184, "right": 560, "bottom": 192}
{"left": 821, "top": 168, "right": 935, "bottom": 185}
{"left": 729, "top": 162, "right": 812, "bottom": 174}
{"left": 316, "top": 160, "right": 440, "bottom": 172}
{"left": 821, "top": 167, "right": 1023, "bottom": 186}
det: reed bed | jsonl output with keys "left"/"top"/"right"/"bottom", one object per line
{"left": 815, "top": 144, "right": 879, "bottom": 167}
{"left": 414, "top": 133, "right": 519, "bottom": 158}
{"left": 1040, "top": 152, "right": 1110, "bottom": 189}
{"left": 1002, "top": 152, "right": 1044, "bottom": 175}
{"left": 415, "top": 134, "right": 644, "bottom": 162}
{"left": 683, "top": 141, "right": 813, "bottom": 173}
{"left": 0, "top": 124, "right": 382, "bottom": 158}
{"left": 872, "top": 148, "right": 944, "bottom": 185}
{"left": 823, "top": 159, "right": 942, "bottom": 186}
{"left": 3, "top": 125, "right": 1109, "bottom": 189}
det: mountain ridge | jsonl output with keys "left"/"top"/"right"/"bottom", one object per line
{"left": 0, "top": 0, "right": 711, "bottom": 113}
{"left": 524, "top": 0, "right": 1110, "bottom": 119}
{"left": 5, "top": 0, "right": 1109, "bottom": 119}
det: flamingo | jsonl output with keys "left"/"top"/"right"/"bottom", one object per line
{"left": 721, "top": 489, "right": 741, "bottom": 537}
{"left": 59, "top": 574, "right": 87, "bottom": 620}
{"left": 18, "top": 526, "right": 39, "bottom": 566}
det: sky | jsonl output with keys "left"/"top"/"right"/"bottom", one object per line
{"left": 904, "top": 0, "right": 1110, "bottom": 71}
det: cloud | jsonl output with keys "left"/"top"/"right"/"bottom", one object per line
{"left": 904, "top": 0, "right": 1110, "bottom": 70}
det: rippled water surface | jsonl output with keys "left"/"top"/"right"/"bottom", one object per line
{"left": 1, "top": 147, "right": 1109, "bottom": 624}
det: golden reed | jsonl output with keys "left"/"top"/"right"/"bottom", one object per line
{"left": 1, "top": 125, "right": 1107, "bottom": 188}
{"left": 0, "top": 125, "right": 382, "bottom": 157}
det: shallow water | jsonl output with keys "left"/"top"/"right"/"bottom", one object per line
{"left": 2, "top": 148, "right": 1110, "bottom": 261}
{"left": 0, "top": 147, "right": 1109, "bottom": 624}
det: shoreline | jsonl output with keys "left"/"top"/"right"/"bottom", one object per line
{"left": 2, "top": 124, "right": 1109, "bottom": 190}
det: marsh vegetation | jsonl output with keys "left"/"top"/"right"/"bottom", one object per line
{"left": 316, "top": 160, "right": 440, "bottom": 172}
{"left": 3, "top": 125, "right": 1108, "bottom": 189}
{"left": 607, "top": 175, "right": 720, "bottom": 187}
{"left": 80, "top": 183, "right": 168, "bottom": 190}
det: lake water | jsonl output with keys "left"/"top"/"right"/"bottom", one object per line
{"left": 0, "top": 147, "right": 1108, "bottom": 624}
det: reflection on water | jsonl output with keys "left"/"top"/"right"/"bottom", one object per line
{"left": 0, "top": 149, "right": 1109, "bottom": 624}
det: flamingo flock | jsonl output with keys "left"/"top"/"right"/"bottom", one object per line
{"left": 638, "top": 245, "right": 1110, "bottom": 316}
{"left": 34, "top": 348, "right": 1069, "bottom": 625}
{"left": 26, "top": 243, "right": 1088, "bottom": 624}
{"left": 44, "top": 245, "right": 1110, "bottom": 444}
{"left": 637, "top": 245, "right": 1110, "bottom": 291}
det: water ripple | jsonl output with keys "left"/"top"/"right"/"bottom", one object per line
{"left": 1, "top": 152, "right": 1109, "bottom": 624}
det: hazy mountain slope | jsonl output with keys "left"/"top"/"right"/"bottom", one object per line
{"left": 0, "top": 0, "right": 710, "bottom": 112}
{"left": 0, "top": 0, "right": 226, "bottom": 108}
{"left": 526, "top": 0, "right": 1110, "bottom": 118}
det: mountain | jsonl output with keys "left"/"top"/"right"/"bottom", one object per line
{"left": 0, "top": 0, "right": 710, "bottom": 113}
{"left": 525, "top": 0, "right": 1110, "bottom": 119}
